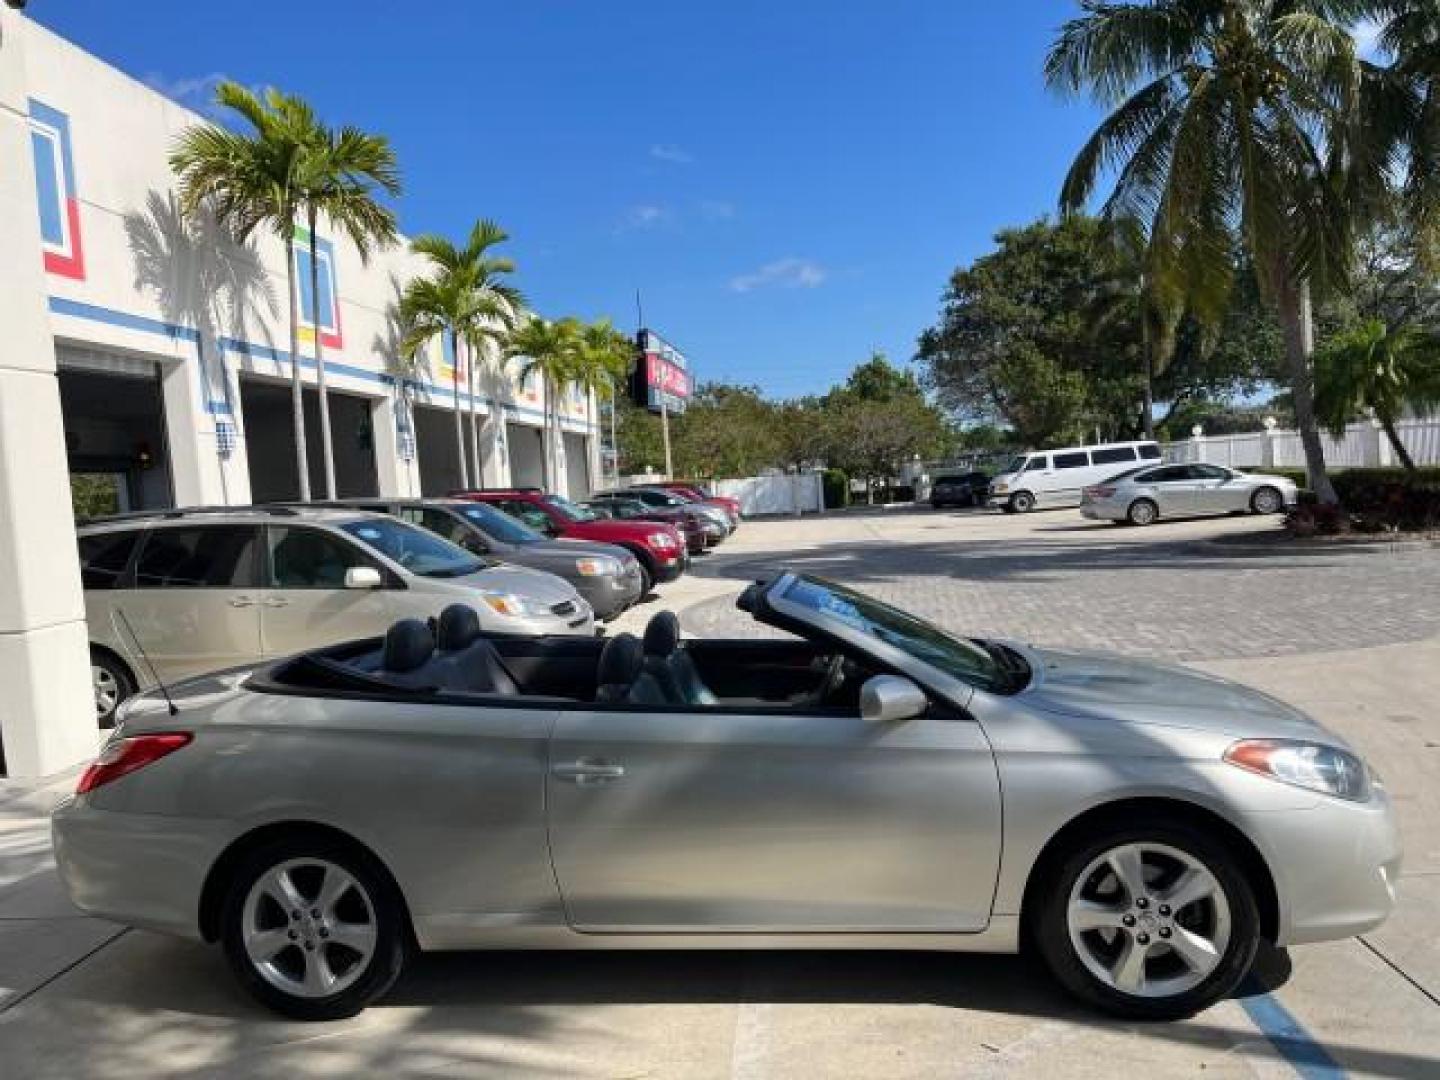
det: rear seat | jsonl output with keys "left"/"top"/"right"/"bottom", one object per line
{"left": 428, "top": 604, "right": 520, "bottom": 695}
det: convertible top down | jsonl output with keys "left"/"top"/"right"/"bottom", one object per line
{"left": 53, "top": 572, "right": 1399, "bottom": 1022}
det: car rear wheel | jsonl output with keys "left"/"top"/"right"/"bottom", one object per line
{"left": 1033, "top": 823, "right": 1260, "bottom": 1020}
{"left": 1250, "top": 487, "right": 1283, "bottom": 515}
{"left": 1009, "top": 491, "right": 1036, "bottom": 513}
{"left": 1127, "top": 499, "right": 1158, "bottom": 526}
{"left": 91, "top": 650, "right": 134, "bottom": 729}
{"left": 221, "top": 838, "right": 407, "bottom": 1020}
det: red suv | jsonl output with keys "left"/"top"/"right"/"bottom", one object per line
{"left": 455, "top": 489, "right": 686, "bottom": 592}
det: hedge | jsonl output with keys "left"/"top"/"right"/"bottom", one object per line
{"left": 821, "top": 468, "right": 849, "bottom": 510}
{"left": 1275, "top": 466, "right": 1440, "bottom": 533}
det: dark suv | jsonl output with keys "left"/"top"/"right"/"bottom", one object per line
{"left": 929, "top": 472, "right": 991, "bottom": 509}
{"left": 455, "top": 489, "right": 686, "bottom": 593}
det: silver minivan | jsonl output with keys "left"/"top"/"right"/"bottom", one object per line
{"left": 80, "top": 506, "right": 594, "bottom": 725}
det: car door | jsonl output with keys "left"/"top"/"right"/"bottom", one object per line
{"left": 1187, "top": 465, "right": 1240, "bottom": 513}
{"left": 257, "top": 524, "right": 398, "bottom": 658}
{"left": 120, "top": 524, "right": 265, "bottom": 682}
{"left": 546, "top": 701, "right": 1003, "bottom": 933}
{"left": 1142, "top": 465, "right": 1200, "bottom": 515}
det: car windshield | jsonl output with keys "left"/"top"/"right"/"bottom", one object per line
{"left": 1001, "top": 455, "right": 1028, "bottom": 474}
{"left": 778, "top": 575, "right": 1028, "bottom": 694}
{"left": 458, "top": 503, "right": 544, "bottom": 545}
{"left": 340, "top": 518, "right": 485, "bottom": 578}
{"left": 544, "top": 494, "right": 598, "bottom": 522}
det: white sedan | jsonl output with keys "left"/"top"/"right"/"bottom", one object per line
{"left": 1081, "top": 464, "right": 1298, "bottom": 526}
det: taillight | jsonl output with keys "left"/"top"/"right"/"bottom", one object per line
{"left": 77, "top": 733, "right": 192, "bottom": 795}
{"left": 1084, "top": 485, "right": 1116, "bottom": 499}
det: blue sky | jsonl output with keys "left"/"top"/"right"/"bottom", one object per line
{"left": 33, "top": 1, "right": 1103, "bottom": 398}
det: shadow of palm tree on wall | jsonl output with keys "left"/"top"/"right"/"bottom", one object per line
{"left": 123, "top": 190, "right": 279, "bottom": 488}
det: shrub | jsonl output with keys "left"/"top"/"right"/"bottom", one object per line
{"left": 1330, "top": 468, "right": 1440, "bottom": 531}
{"left": 1284, "top": 502, "right": 1351, "bottom": 537}
{"left": 821, "top": 468, "right": 849, "bottom": 510}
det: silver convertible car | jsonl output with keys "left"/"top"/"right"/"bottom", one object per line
{"left": 52, "top": 572, "right": 1398, "bottom": 1022}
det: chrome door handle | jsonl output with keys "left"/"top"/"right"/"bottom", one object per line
{"left": 228, "top": 596, "right": 257, "bottom": 608}
{"left": 262, "top": 598, "right": 290, "bottom": 608}
{"left": 552, "top": 760, "right": 625, "bottom": 784}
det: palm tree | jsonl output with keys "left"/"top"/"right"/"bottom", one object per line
{"left": 404, "top": 222, "right": 523, "bottom": 488}
{"left": 294, "top": 123, "right": 401, "bottom": 499}
{"left": 1046, "top": 1, "right": 1402, "bottom": 504}
{"left": 171, "top": 83, "right": 315, "bottom": 499}
{"left": 573, "top": 319, "right": 635, "bottom": 489}
{"left": 508, "top": 317, "right": 581, "bottom": 492}
{"left": 1314, "top": 318, "right": 1440, "bottom": 471}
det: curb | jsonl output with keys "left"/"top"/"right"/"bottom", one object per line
{"left": 1191, "top": 534, "right": 1440, "bottom": 557}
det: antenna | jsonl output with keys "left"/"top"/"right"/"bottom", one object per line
{"left": 112, "top": 609, "right": 178, "bottom": 716}
{"left": 635, "top": 289, "right": 645, "bottom": 332}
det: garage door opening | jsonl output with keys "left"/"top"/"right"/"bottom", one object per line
{"left": 413, "top": 403, "right": 466, "bottom": 495}
{"left": 563, "top": 431, "right": 592, "bottom": 500}
{"left": 241, "top": 379, "right": 378, "bottom": 502}
{"left": 507, "top": 422, "right": 545, "bottom": 490}
{"left": 59, "top": 366, "right": 173, "bottom": 519}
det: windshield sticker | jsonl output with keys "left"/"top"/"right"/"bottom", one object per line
{"left": 355, "top": 527, "right": 382, "bottom": 540}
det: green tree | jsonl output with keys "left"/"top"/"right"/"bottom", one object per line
{"left": 573, "top": 319, "right": 635, "bottom": 488}
{"left": 171, "top": 83, "right": 316, "bottom": 498}
{"left": 1046, "top": 1, "right": 1401, "bottom": 504}
{"left": 509, "top": 317, "right": 581, "bottom": 491}
{"left": 294, "top": 122, "right": 401, "bottom": 498}
{"left": 1314, "top": 318, "right": 1440, "bottom": 471}
{"left": 400, "top": 221, "right": 523, "bottom": 489}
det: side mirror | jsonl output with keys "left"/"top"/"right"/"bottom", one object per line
{"left": 344, "top": 566, "right": 383, "bottom": 590}
{"left": 859, "top": 675, "right": 928, "bottom": 723}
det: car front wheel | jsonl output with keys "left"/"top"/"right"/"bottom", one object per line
{"left": 1033, "top": 823, "right": 1260, "bottom": 1020}
{"left": 1009, "top": 491, "right": 1036, "bottom": 513}
{"left": 1250, "top": 487, "right": 1283, "bottom": 515}
{"left": 221, "top": 838, "right": 408, "bottom": 1020}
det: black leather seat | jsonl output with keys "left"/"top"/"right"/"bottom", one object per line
{"left": 641, "top": 611, "right": 718, "bottom": 706}
{"left": 431, "top": 604, "right": 520, "bottom": 695}
{"left": 380, "top": 618, "right": 438, "bottom": 689}
{"left": 595, "top": 633, "right": 668, "bottom": 705}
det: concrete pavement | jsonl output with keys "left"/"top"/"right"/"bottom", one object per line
{"left": 1, "top": 507, "right": 1436, "bottom": 1078}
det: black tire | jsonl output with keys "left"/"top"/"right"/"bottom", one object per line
{"left": 91, "top": 648, "right": 135, "bottom": 729}
{"left": 1127, "top": 498, "right": 1159, "bottom": 526}
{"left": 1250, "top": 486, "right": 1283, "bottom": 515}
{"left": 1009, "top": 491, "right": 1036, "bottom": 513}
{"left": 622, "top": 547, "right": 656, "bottom": 595}
{"left": 220, "top": 836, "right": 408, "bottom": 1021}
{"left": 1031, "top": 818, "right": 1261, "bottom": 1020}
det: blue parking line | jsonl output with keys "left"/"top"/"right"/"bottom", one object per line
{"left": 1238, "top": 978, "right": 1346, "bottom": 1079}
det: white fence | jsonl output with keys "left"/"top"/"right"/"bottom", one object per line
{"left": 1164, "top": 417, "right": 1440, "bottom": 470}
{"left": 713, "top": 473, "right": 825, "bottom": 516}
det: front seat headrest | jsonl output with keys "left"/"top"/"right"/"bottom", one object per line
{"left": 436, "top": 603, "right": 482, "bottom": 652}
{"left": 597, "top": 632, "right": 645, "bottom": 687}
{"left": 642, "top": 610, "right": 681, "bottom": 658}
{"left": 382, "top": 618, "right": 434, "bottom": 672}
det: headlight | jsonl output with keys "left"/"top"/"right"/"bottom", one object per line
{"left": 991, "top": 482, "right": 1009, "bottom": 494}
{"left": 575, "top": 556, "right": 621, "bottom": 577}
{"left": 649, "top": 531, "right": 678, "bottom": 550}
{"left": 478, "top": 590, "right": 551, "bottom": 618}
{"left": 1224, "top": 739, "right": 1371, "bottom": 801}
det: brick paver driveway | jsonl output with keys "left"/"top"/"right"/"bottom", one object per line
{"left": 682, "top": 509, "right": 1440, "bottom": 661}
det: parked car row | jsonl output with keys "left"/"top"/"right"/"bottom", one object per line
{"left": 78, "top": 482, "right": 740, "bottom": 726}
{"left": 928, "top": 440, "right": 1297, "bottom": 527}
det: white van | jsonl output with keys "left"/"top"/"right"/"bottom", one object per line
{"left": 987, "top": 440, "right": 1163, "bottom": 512}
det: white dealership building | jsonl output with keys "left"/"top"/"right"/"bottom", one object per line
{"left": 0, "top": 9, "right": 600, "bottom": 775}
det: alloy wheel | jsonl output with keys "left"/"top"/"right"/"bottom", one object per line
{"left": 241, "top": 858, "right": 378, "bottom": 999}
{"left": 1252, "top": 488, "right": 1281, "bottom": 514}
{"left": 1065, "top": 841, "right": 1231, "bottom": 999}
{"left": 93, "top": 664, "right": 120, "bottom": 721}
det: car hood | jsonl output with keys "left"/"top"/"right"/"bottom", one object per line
{"left": 535, "top": 537, "right": 636, "bottom": 561}
{"left": 569, "top": 519, "right": 676, "bottom": 543}
{"left": 449, "top": 562, "right": 582, "bottom": 604}
{"left": 1012, "top": 645, "right": 1330, "bottom": 741}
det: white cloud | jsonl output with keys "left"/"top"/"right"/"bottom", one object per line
{"left": 142, "top": 71, "right": 236, "bottom": 118}
{"left": 650, "top": 143, "right": 695, "bottom": 165}
{"left": 729, "top": 257, "right": 827, "bottom": 293}
{"left": 699, "top": 199, "right": 736, "bottom": 221}
{"left": 616, "top": 204, "right": 673, "bottom": 232}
